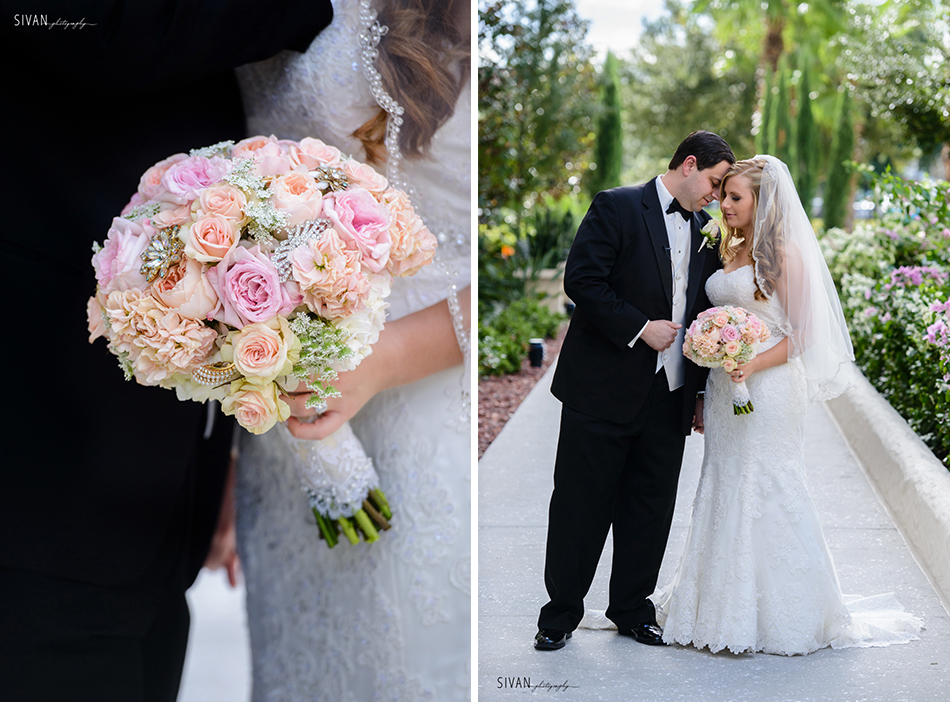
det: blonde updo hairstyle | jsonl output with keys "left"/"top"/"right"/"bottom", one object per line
{"left": 718, "top": 158, "right": 783, "bottom": 301}
{"left": 353, "top": 0, "right": 470, "bottom": 165}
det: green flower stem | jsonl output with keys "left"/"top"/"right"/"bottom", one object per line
{"left": 353, "top": 509, "right": 380, "bottom": 543}
{"left": 313, "top": 508, "right": 339, "bottom": 548}
{"left": 733, "top": 402, "right": 755, "bottom": 415}
{"left": 369, "top": 488, "right": 393, "bottom": 520}
{"left": 338, "top": 516, "right": 360, "bottom": 545}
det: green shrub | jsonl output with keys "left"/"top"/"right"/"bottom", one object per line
{"left": 478, "top": 298, "right": 566, "bottom": 376}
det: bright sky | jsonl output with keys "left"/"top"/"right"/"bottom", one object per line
{"left": 575, "top": 0, "right": 667, "bottom": 56}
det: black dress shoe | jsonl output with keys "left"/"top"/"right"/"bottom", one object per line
{"left": 534, "top": 628, "right": 572, "bottom": 650}
{"left": 618, "top": 622, "right": 665, "bottom": 646}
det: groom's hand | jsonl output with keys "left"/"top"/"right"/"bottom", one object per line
{"left": 641, "top": 320, "right": 682, "bottom": 351}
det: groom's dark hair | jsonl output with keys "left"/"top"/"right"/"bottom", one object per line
{"left": 669, "top": 131, "right": 736, "bottom": 171}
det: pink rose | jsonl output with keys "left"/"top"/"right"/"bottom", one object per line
{"left": 290, "top": 227, "right": 371, "bottom": 319}
{"left": 207, "top": 244, "right": 301, "bottom": 329}
{"left": 223, "top": 317, "right": 299, "bottom": 385}
{"left": 150, "top": 256, "right": 218, "bottom": 320}
{"left": 221, "top": 381, "right": 290, "bottom": 434}
{"left": 92, "top": 217, "right": 153, "bottom": 293}
{"left": 382, "top": 188, "right": 437, "bottom": 277}
{"left": 342, "top": 159, "right": 388, "bottom": 192}
{"left": 721, "top": 324, "right": 740, "bottom": 342}
{"left": 288, "top": 137, "right": 342, "bottom": 169}
{"left": 87, "top": 296, "right": 106, "bottom": 342}
{"left": 231, "top": 135, "right": 291, "bottom": 176}
{"left": 138, "top": 153, "right": 188, "bottom": 200}
{"left": 184, "top": 213, "right": 241, "bottom": 263}
{"left": 323, "top": 189, "right": 392, "bottom": 273}
{"left": 270, "top": 172, "right": 323, "bottom": 227}
{"left": 194, "top": 184, "right": 247, "bottom": 222}
{"left": 724, "top": 340, "right": 741, "bottom": 356}
{"left": 159, "top": 155, "right": 231, "bottom": 205}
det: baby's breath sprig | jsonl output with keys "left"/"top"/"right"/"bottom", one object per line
{"left": 244, "top": 201, "right": 288, "bottom": 246}
{"left": 190, "top": 140, "right": 234, "bottom": 159}
{"left": 122, "top": 203, "right": 162, "bottom": 221}
{"left": 288, "top": 314, "right": 354, "bottom": 407}
{"left": 226, "top": 158, "right": 271, "bottom": 199}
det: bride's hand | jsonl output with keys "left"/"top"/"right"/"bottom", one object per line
{"left": 281, "top": 286, "right": 470, "bottom": 441}
{"left": 729, "top": 359, "right": 758, "bottom": 383}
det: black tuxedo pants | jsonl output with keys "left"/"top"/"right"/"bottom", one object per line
{"left": 539, "top": 368, "right": 686, "bottom": 633}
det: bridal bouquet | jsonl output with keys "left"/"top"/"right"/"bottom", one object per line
{"left": 87, "top": 135, "right": 437, "bottom": 547}
{"left": 683, "top": 305, "right": 771, "bottom": 414}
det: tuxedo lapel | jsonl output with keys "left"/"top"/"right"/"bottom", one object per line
{"left": 686, "top": 216, "right": 709, "bottom": 313}
{"left": 641, "top": 181, "right": 673, "bottom": 311}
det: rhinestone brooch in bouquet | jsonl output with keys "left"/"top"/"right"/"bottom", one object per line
{"left": 87, "top": 136, "right": 437, "bottom": 547}
{"left": 683, "top": 305, "right": 771, "bottom": 414}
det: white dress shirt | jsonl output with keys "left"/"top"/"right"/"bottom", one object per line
{"left": 628, "top": 175, "right": 691, "bottom": 391}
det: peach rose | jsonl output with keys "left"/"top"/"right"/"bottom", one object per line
{"left": 87, "top": 296, "right": 106, "bottom": 342}
{"left": 290, "top": 137, "right": 342, "bottom": 169}
{"left": 722, "top": 358, "right": 738, "bottom": 372}
{"left": 724, "top": 340, "right": 741, "bottom": 356}
{"left": 232, "top": 135, "right": 291, "bottom": 176}
{"left": 222, "top": 316, "right": 300, "bottom": 386}
{"left": 194, "top": 184, "right": 247, "bottom": 223}
{"left": 382, "top": 188, "right": 437, "bottom": 277}
{"left": 713, "top": 311, "right": 730, "bottom": 327}
{"left": 342, "top": 159, "right": 388, "bottom": 192}
{"left": 150, "top": 256, "right": 218, "bottom": 320}
{"left": 153, "top": 203, "right": 194, "bottom": 227}
{"left": 221, "top": 381, "right": 290, "bottom": 434}
{"left": 269, "top": 172, "right": 323, "bottom": 227}
{"left": 183, "top": 213, "right": 241, "bottom": 263}
{"left": 706, "top": 327, "right": 721, "bottom": 344}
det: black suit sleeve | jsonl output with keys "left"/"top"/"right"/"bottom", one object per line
{"left": 563, "top": 190, "right": 649, "bottom": 350}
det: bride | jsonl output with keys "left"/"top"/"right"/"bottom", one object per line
{"left": 652, "top": 156, "right": 921, "bottom": 655}
{"left": 230, "top": 0, "right": 471, "bottom": 698}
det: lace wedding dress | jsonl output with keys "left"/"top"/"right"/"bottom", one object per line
{"left": 232, "top": 1, "right": 471, "bottom": 699}
{"left": 650, "top": 265, "right": 921, "bottom": 655}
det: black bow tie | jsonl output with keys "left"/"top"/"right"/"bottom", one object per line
{"left": 666, "top": 199, "right": 692, "bottom": 221}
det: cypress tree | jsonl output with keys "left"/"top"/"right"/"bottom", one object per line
{"left": 796, "top": 60, "right": 818, "bottom": 217}
{"left": 586, "top": 51, "right": 623, "bottom": 197}
{"left": 768, "top": 60, "right": 795, "bottom": 179}
{"left": 756, "top": 70, "right": 773, "bottom": 155}
{"left": 824, "top": 89, "right": 855, "bottom": 230}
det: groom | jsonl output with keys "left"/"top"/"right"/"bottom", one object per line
{"left": 535, "top": 131, "right": 735, "bottom": 650}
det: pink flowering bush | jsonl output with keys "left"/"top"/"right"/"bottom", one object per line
{"left": 825, "top": 168, "right": 950, "bottom": 468}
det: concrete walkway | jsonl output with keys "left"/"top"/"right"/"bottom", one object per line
{"left": 478, "top": 363, "right": 950, "bottom": 701}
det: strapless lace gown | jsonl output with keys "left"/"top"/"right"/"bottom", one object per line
{"left": 232, "top": 1, "right": 471, "bottom": 699}
{"left": 652, "top": 265, "right": 921, "bottom": 655}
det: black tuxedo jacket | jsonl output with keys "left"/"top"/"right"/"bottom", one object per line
{"left": 0, "top": 0, "right": 332, "bottom": 586}
{"left": 551, "top": 180, "right": 721, "bottom": 434}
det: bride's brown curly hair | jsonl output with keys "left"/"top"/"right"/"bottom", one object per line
{"left": 352, "top": 0, "right": 470, "bottom": 164}
{"left": 719, "top": 159, "right": 784, "bottom": 301}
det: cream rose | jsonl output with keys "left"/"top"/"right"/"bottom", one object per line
{"left": 290, "top": 137, "right": 343, "bottom": 169}
{"left": 221, "top": 316, "right": 300, "bottom": 386}
{"left": 194, "top": 184, "right": 247, "bottom": 223}
{"left": 342, "top": 159, "right": 388, "bottom": 192}
{"left": 221, "top": 381, "right": 290, "bottom": 434}
{"left": 270, "top": 172, "right": 323, "bottom": 227}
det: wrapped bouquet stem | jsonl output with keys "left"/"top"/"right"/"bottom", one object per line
{"left": 279, "top": 420, "right": 392, "bottom": 547}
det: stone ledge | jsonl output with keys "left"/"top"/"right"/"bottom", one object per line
{"left": 826, "top": 371, "right": 950, "bottom": 606}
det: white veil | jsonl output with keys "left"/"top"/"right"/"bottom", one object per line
{"left": 751, "top": 155, "right": 856, "bottom": 402}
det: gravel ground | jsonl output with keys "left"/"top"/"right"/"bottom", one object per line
{"left": 477, "top": 325, "right": 566, "bottom": 458}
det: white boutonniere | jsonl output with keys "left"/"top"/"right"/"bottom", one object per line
{"left": 699, "top": 220, "right": 720, "bottom": 252}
